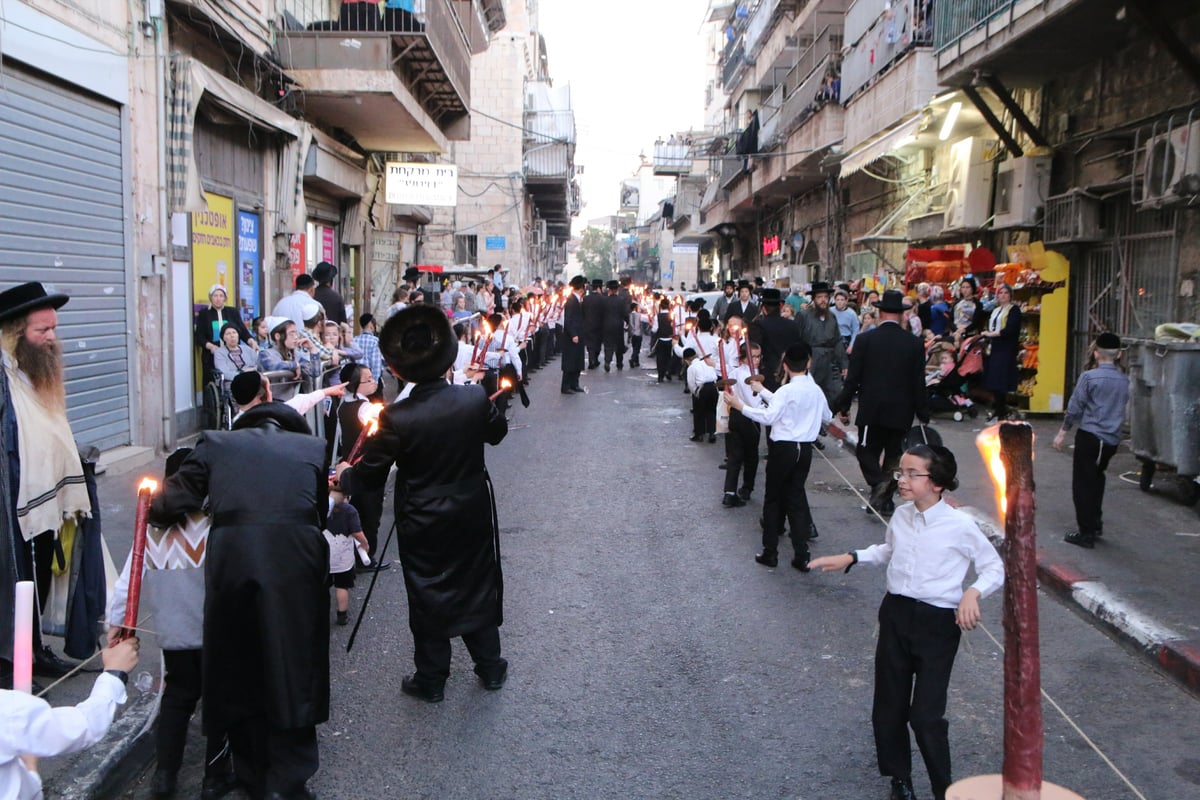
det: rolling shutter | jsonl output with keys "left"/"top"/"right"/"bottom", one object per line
{"left": 0, "top": 63, "right": 130, "bottom": 450}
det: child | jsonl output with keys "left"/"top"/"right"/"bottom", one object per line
{"left": 925, "top": 350, "right": 975, "bottom": 417}
{"left": 725, "top": 341, "right": 830, "bottom": 569}
{"left": 1, "top": 638, "right": 140, "bottom": 799}
{"left": 809, "top": 445, "right": 1004, "bottom": 800}
{"left": 680, "top": 347, "right": 719, "bottom": 443}
{"left": 325, "top": 484, "right": 371, "bottom": 626}
{"left": 721, "top": 341, "right": 764, "bottom": 507}
{"left": 106, "top": 448, "right": 236, "bottom": 800}
{"left": 1053, "top": 331, "right": 1129, "bottom": 548}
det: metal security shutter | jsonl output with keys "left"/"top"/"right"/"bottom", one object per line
{"left": 0, "top": 63, "right": 129, "bottom": 450}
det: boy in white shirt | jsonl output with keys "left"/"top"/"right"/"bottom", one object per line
{"left": 681, "top": 348, "right": 719, "bottom": 443}
{"left": 726, "top": 341, "right": 830, "bottom": 568}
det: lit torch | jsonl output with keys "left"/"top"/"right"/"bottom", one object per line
{"left": 116, "top": 477, "right": 158, "bottom": 643}
{"left": 488, "top": 377, "right": 514, "bottom": 402}
{"left": 346, "top": 403, "right": 384, "bottom": 465}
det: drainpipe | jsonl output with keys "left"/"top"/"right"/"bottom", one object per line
{"left": 151, "top": 2, "right": 175, "bottom": 451}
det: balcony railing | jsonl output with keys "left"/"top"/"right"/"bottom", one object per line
{"left": 841, "top": 0, "right": 933, "bottom": 102}
{"left": 933, "top": 0, "right": 1013, "bottom": 53}
{"left": 722, "top": 37, "right": 747, "bottom": 90}
{"left": 524, "top": 109, "right": 576, "bottom": 180}
{"left": 758, "top": 26, "right": 843, "bottom": 150}
{"left": 653, "top": 143, "right": 693, "bottom": 175}
{"left": 279, "top": 0, "right": 470, "bottom": 109}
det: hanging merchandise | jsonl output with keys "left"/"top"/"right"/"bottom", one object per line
{"left": 999, "top": 242, "right": 1070, "bottom": 414}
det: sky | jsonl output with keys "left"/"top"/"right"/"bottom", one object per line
{"left": 535, "top": 0, "right": 713, "bottom": 233}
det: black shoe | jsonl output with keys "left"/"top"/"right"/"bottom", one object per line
{"left": 722, "top": 493, "right": 745, "bottom": 508}
{"left": 813, "top": 438, "right": 825, "bottom": 450}
{"left": 754, "top": 551, "right": 778, "bottom": 568}
{"left": 33, "top": 647, "right": 76, "bottom": 679}
{"left": 264, "top": 790, "right": 316, "bottom": 800}
{"left": 1064, "top": 531, "right": 1095, "bottom": 549}
{"left": 737, "top": 487, "right": 752, "bottom": 502}
{"left": 604, "top": 364, "right": 611, "bottom": 372}
{"left": 571, "top": 386, "right": 586, "bottom": 393}
{"left": 617, "top": 364, "right": 623, "bottom": 371}
{"left": 152, "top": 768, "right": 177, "bottom": 798}
{"left": 336, "top": 611, "right": 348, "bottom": 626}
{"left": 689, "top": 434, "right": 702, "bottom": 442}
{"left": 199, "top": 772, "right": 238, "bottom": 800}
{"left": 890, "top": 778, "right": 918, "bottom": 800}
{"left": 791, "top": 557, "right": 811, "bottom": 573}
{"left": 561, "top": 388, "right": 574, "bottom": 394}
{"left": 718, "top": 462, "right": 728, "bottom": 470}
{"left": 475, "top": 658, "right": 508, "bottom": 690}
{"left": 707, "top": 433, "right": 716, "bottom": 443}
{"left": 401, "top": 674, "right": 444, "bottom": 703}
{"left": 807, "top": 521, "right": 819, "bottom": 540}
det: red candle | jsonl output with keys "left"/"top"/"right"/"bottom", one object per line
{"left": 717, "top": 334, "right": 728, "bottom": 381}
{"left": 489, "top": 378, "right": 514, "bottom": 402}
{"left": 117, "top": 477, "right": 158, "bottom": 642}
{"left": 346, "top": 404, "right": 384, "bottom": 465}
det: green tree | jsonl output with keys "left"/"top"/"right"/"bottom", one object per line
{"left": 576, "top": 227, "right": 614, "bottom": 281}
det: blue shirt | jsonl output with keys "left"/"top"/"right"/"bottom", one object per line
{"left": 352, "top": 331, "right": 383, "bottom": 380}
{"left": 1064, "top": 363, "right": 1129, "bottom": 446}
{"left": 832, "top": 306, "right": 860, "bottom": 346}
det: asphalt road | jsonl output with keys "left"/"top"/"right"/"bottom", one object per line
{"left": 112, "top": 361, "right": 1199, "bottom": 800}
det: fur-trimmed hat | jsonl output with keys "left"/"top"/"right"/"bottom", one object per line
{"left": 379, "top": 304, "right": 458, "bottom": 383}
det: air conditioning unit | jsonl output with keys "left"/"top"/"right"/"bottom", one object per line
{"left": 1139, "top": 120, "right": 1200, "bottom": 205}
{"left": 1044, "top": 190, "right": 1103, "bottom": 243}
{"left": 943, "top": 137, "right": 996, "bottom": 232}
{"left": 534, "top": 219, "right": 547, "bottom": 245}
{"left": 993, "top": 156, "right": 1051, "bottom": 228}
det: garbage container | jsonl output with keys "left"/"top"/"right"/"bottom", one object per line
{"left": 1126, "top": 338, "right": 1200, "bottom": 504}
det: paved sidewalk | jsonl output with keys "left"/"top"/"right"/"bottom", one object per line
{"left": 34, "top": 399, "right": 1200, "bottom": 797}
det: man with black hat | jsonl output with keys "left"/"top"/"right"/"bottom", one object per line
{"left": 724, "top": 281, "right": 759, "bottom": 324}
{"left": 560, "top": 276, "right": 587, "bottom": 393}
{"left": 0, "top": 281, "right": 94, "bottom": 688}
{"left": 312, "top": 261, "right": 347, "bottom": 325}
{"left": 151, "top": 398, "right": 329, "bottom": 800}
{"left": 601, "top": 280, "right": 628, "bottom": 372}
{"left": 1053, "top": 332, "right": 1130, "bottom": 549}
{"left": 747, "top": 288, "right": 800, "bottom": 392}
{"left": 581, "top": 278, "right": 606, "bottom": 369}
{"left": 337, "top": 306, "right": 509, "bottom": 702}
{"left": 797, "top": 281, "right": 848, "bottom": 409}
{"left": 833, "top": 290, "right": 930, "bottom": 516}
{"left": 713, "top": 280, "right": 737, "bottom": 321}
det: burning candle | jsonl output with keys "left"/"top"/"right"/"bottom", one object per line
{"left": 489, "top": 377, "right": 514, "bottom": 402}
{"left": 12, "top": 581, "right": 34, "bottom": 693}
{"left": 346, "top": 403, "right": 384, "bottom": 465}
{"left": 717, "top": 335, "right": 728, "bottom": 381}
{"left": 118, "top": 477, "right": 158, "bottom": 642}
{"left": 471, "top": 320, "right": 492, "bottom": 368}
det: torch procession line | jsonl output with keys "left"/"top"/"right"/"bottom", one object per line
{"left": 813, "top": 445, "right": 1149, "bottom": 800}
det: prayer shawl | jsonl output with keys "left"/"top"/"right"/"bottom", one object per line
{"left": 3, "top": 358, "right": 90, "bottom": 541}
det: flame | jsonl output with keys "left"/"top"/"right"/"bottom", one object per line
{"left": 137, "top": 477, "right": 159, "bottom": 494}
{"left": 976, "top": 424, "right": 1006, "bottom": 519}
{"left": 364, "top": 417, "right": 380, "bottom": 437}
{"left": 480, "top": 320, "right": 491, "bottom": 337}
{"left": 500, "top": 378, "right": 513, "bottom": 390}
{"left": 363, "top": 402, "right": 383, "bottom": 422}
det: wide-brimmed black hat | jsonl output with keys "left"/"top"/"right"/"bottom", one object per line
{"left": 312, "top": 261, "right": 337, "bottom": 283}
{"left": 759, "top": 288, "right": 783, "bottom": 305}
{"left": 0, "top": 281, "right": 69, "bottom": 324}
{"left": 379, "top": 304, "right": 458, "bottom": 383}
{"left": 569, "top": 275, "right": 587, "bottom": 289}
{"left": 808, "top": 281, "right": 834, "bottom": 297}
{"left": 736, "top": 280, "right": 752, "bottom": 290}
{"left": 591, "top": 279, "right": 604, "bottom": 289}
{"left": 606, "top": 280, "right": 620, "bottom": 290}
{"left": 873, "top": 289, "right": 910, "bottom": 313}
{"left": 403, "top": 267, "right": 421, "bottom": 283}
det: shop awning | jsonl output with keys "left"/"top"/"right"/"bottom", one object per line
{"left": 839, "top": 116, "right": 922, "bottom": 178}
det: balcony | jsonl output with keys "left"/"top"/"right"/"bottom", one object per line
{"left": 524, "top": 81, "right": 578, "bottom": 238}
{"left": 653, "top": 143, "right": 695, "bottom": 176}
{"left": 758, "top": 25, "right": 843, "bottom": 150}
{"left": 843, "top": 47, "right": 938, "bottom": 152}
{"left": 933, "top": 0, "right": 1186, "bottom": 87}
{"left": 276, "top": 0, "right": 473, "bottom": 153}
{"left": 841, "top": 0, "right": 934, "bottom": 102}
{"left": 722, "top": 37, "right": 749, "bottom": 91}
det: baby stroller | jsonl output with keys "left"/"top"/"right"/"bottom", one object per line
{"left": 923, "top": 337, "right": 984, "bottom": 421}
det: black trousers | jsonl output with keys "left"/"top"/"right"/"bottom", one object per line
{"left": 159, "top": 648, "right": 226, "bottom": 777}
{"left": 873, "top": 593, "right": 961, "bottom": 800}
{"left": 761, "top": 440, "right": 813, "bottom": 558}
{"left": 856, "top": 423, "right": 907, "bottom": 492}
{"left": 692, "top": 382, "right": 718, "bottom": 436}
{"left": 629, "top": 335, "right": 642, "bottom": 366}
{"left": 654, "top": 339, "right": 673, "bottom": 381}
{"left": 227, "top": 720, "right": 318, "bottom": 798}
{"left": 603, "top": 335, "right": 625, "bottom": 367}
{"left": 585, "top": 333, "right": 602, "bottom": 368}
{"left": 1072, "top": 429, "right": 1117, "bottom": 536}
{"left": 350, "top": 485, "right": 385, "bottom": 558}
{"left": 724, "top": 409, "right": 760, "bottom": 494}
{"left": 412, "top": 623, "right": 504, "bottom": 688}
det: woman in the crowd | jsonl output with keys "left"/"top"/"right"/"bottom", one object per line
{"left": 980, "top": 283, "right": 1022, "bottom": 421}
{"left": 212, "top": 323, "right": 259, "bottom": 381}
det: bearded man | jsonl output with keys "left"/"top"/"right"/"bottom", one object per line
{"left": 1, "top": 281, "right": 95, "bottom": 689}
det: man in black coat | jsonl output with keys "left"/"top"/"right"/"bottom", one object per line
{"left": 151, "top": 402, "right": 329, "bottom": 800}
{"left": 833, "top": 290, "right": 930, "bottom": 515}
{"left": 601, "top": 280, "right": 628, "bottom": 372}
{"left": 312, "top": 261, "right": 347, "bottom": 325}
{"left": 560, "top": 275, "right": 586, "bottom": 393}
{"left": 581, "top": 278, "right": 606, "bottom": 369}
{"left": 339, "top": 305, "right": 508, "bottom": 703}
{"left": 747, "top": 288, "right": 800, "bottom": 391}
{"left": 724, "top": 281, "right": 759, "bottom": 324}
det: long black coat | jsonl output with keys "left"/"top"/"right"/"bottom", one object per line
{"left": 561, "top": 293, "right": 585, "bottom": 374}
{"left": 834, "top": 321, "right": 929, "bottom": 430}
{"left": 344, "top": 381, "right": 507, "bottom": 638}
{"left": 602, "top": 293, "right": 627, "bottom": 349}
{"left": 982, "top": 305, "right": 1022, "bottom": 393}
{"left": 748, "top": 310, "right": 800, "bottom": 391}
{"left": 581, "top": 291, "right": 606, "bottom": 345}
{"left": 151, "top": 404, "right": 329, "bottom": 733}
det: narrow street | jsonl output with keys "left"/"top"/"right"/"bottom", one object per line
{"left": 111, "top": 362, "right": 1200, "bottom": 800}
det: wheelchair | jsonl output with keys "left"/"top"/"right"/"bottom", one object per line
{"left": 201, "top": 373, "right": 238, "bottom": 431}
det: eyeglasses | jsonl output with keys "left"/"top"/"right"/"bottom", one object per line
{"left": 893, "top": 470, "right": 931, "bottom": 481}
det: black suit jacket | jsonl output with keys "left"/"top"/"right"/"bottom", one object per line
{"left": 834, "top": 321, "right": 929, "bottom": 429}
{"left": 748, "top": 311, "right": 801, "bottom": 391}
{"left": 724, "top": 299, "right": 759, "bottom": 324}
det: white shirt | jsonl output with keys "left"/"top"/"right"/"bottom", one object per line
{"left": 271, "top": 290, "right": 316, "bottom": 329}
{"left": 728, "top": 364, "right": 764, "bottom": 410}
{"left": 739, "top": 373, "right": 831, "bottom": 442}
{"left": 856, "top": 499, "right": 1005, "bottom": 609}
{"left": 673, "top": 331, "right": 719, "bottom": 362}
{"left": 685, "top": 359, "right": 718, "bottom": 396}
{"left": 1, "top": 674, "right": 127, "bottom": 799}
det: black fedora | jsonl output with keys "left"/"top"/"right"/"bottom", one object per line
{"left": 873, "top": 290, "right": 910, "bottom": 313}
{"left": 312, "top": 261, "right": 337, "bottom": 283}
{"left": 808, "top": 281, "right": 834, "bottom": 297}
{"left": 0, "top": 281, "right": 69, "bottom": 324}
{"left": 759, "top": 288, "right": 783, "bottom": 305}
{"left": 379, "top": 304, "right": 459, "bottom": 384}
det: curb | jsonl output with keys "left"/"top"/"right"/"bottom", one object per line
{"left": 955, "top": 504, "right": 1200, "bottom": 697}
{"left": 45, "top": 688, "right": 158, "bottom": 799}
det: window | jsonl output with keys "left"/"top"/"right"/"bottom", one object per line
{"left": 455, "top": 234, "right": 478, "bottom": 266}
